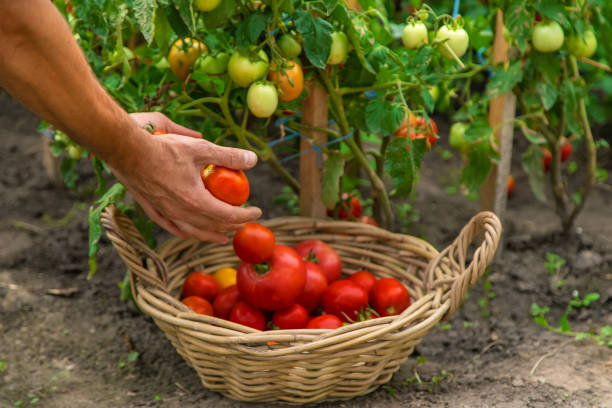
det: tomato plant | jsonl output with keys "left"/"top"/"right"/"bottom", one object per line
{"left": 230, "top": 301, "right": 266, "bottom": 331}
{"left": 370, "top": 278, "right": 410, "bottom": 317}
{"left": 294, "top": 240, "right": 342, "bottom": 283}
{"left": 322, "top": 280, "right": 369, "bottom": 322}
{"left": 236, "top": 245, "right": 306, "bottom": 311}
{"left": 182, "top": 296, "right": 214, "bottom": 316}
{"left": 201, "top": 165, "right": 250, "bottom": 206}
{"left": 233, "top": 223, "right": 275, "bottom": 264}
{"left": 182, "top": 271, "right": 220, "bottom": 301}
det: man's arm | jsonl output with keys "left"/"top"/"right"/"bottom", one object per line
{"left": 0, "top": 0, "right": 261, "bottom": 243}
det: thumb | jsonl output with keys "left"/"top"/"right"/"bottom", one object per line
{"left": 198, "top": 140, "right": 258, "bottom": 170}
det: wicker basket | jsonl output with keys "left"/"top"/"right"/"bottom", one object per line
{"left": 101, "top": 205, "right": 501, "bottom": 404}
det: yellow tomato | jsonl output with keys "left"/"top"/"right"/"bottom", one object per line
{"left": 213, "top": 267, "right": 237, "bottom": 289}
{"left": 168, "top": 38, "right": 207, "bottom": 81}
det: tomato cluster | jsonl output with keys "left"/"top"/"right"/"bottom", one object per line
{"left": 179, "top": 223, "right": 411, "bottom": 331}
{"left": 395, "top": 111, "right": 439, "bottom": 150}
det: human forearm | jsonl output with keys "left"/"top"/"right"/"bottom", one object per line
{"left": 0, "top": 0, "right": 144, "bottom": 167}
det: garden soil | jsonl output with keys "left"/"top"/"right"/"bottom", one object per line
{"left": 1, "top": 90, "right": 611, "bottom": 408}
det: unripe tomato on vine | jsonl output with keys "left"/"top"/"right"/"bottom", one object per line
{"left": 532, "top": 21, "right": 564, "bottom": 53}
{"left": 268, "top": 60, "right": 304, "bottom": 102}
{"left": 436, "top": 25, "right": 469, "bottom": 59}
{"left": 277, "top": 34, "right": 302, "bottom": 59}
{"left": 194, "top": 0, "right": 221, "bottom": 12}
{"left": 567, "top": 28, "right": 597, "bottom": 58}
{"left": 247, "top": 82, "right": 279, "bottom": 118}
{"left": 402, "top": 21, "right": 428, "bottom": 49}
{"left": 168, "top": 38, "right": 207, "bottom": 81}
{"left": 328, "top": 31, "right": 349, "bottom": 65}
{"left": 228, "top": 50, "right": 269, "bottom": 88}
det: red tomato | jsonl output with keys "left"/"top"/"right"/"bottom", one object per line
{"left": 296, "top": 261, "right": 328, "bottom": 312}
{"left": 212, "top": 285, "right": 241, "bottom": 320}
{"left": 182, "top": 271, "right": 220, "bottom": 301}
{"left": 201, "top": 165, "right": 250, "bottom": 206}
{"left": 542, "top": 147, "right": 552, "bottom": 172}
{"left": 294, "top": 240, "right": 342, "bottom": 283}
{"left": 237, "top": 245, "right": 306, "bottom": 311}
{"left": 348, "top": 270, "right": 377, "bottom": 294}
{"left": 370, "top": 278, "right": 411, "bottom": 317}
{"left": 230, "top": 301, "right": 266, "bottom": 331}
{"left": 306, "top": 314, "right": 343, "bottom": 329}
{"left": 152, "top": 130, "right": 167, "bottom": 135}
{"left": 181, "top": 296, "right": 214, "bottom": 316}
{"left": 507, "top": 174, "right": 515, "bottom": 197}
{"left": 233, "top": 223, "right": 275, "bottom": 264}
{"left": 359, "top": 215, "right": 379, "bottom": 227}
{"left": 561, "top": 143, "right": 572, "bottom": 162}
{"left": 272, "top": 304, "right": 309, "bottom": 329}
{"left": 396, "top": 112, "right": 438, "bottom": 148}
{"left": 327, "top": 193, "right": 362, "bottom": 221}
{"left": 322, "top": 280, "right": 369, "bottom": 322}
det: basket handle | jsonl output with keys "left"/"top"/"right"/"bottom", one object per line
{"left": 424, "top": 211, "right": 502, "bottom": 320}
{"left": 101, "top": 204, "right": 169, "bottom": 290}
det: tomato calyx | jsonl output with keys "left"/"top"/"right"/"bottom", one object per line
{"left": 253, "top": 261, "right": 271, "bottom": 275}
{"left": 305, "top": 249, "right": 319, "bottom": 264}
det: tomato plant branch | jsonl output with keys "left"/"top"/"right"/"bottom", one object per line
{"left": 286, "top": 121, "right": 342, "bottom": 139}
{"left": 339, "top": 80, "right": 418, "bottom": 96}
{"left": 318, "top": 68, "right": 394, "bottom": 227}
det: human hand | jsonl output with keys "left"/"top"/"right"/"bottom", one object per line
{"left": 129, "top": 112, "right": 202, "bottom": 138}
{"left": 109, "top": 113, "right": 262, "bottom": 244}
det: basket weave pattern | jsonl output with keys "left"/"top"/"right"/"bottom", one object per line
{"left": 102, "top": 206, "right": 501, "bottom": 404}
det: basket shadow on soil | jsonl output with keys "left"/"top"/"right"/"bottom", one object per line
{"left": 1, "top": 91, "right": 611, "bottom": 408}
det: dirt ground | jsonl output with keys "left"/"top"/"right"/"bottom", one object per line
{"left": 1, "top": 90, "right": 611, "bottom": 408}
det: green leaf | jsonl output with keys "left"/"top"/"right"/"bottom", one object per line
{"left": 60, "top": 157, "right": 79, "bottom": 191}
{"left": 384, "top": 137, "right": 426, "bottom": 197}
{"left": 536, "top": 81, "right": 558, "bottom": 110}
{"left": 133, "top": 0, "right": 157, "bottom": 44}
{"left": 175, "top": 0, "right": 196, "bottom": 34}
{"left": 484, "top": 61, "right": 523, "bottom": 102}
{"left": 521, "top": 144, "right": 546, "bottom": 202}
{"left": 460, "top": 142, "right": 492, "bottom": 193}
{"left": 582, "top": 292, "right": 600, "bottom": 306}
{"left": 321, "top": 152, "right": 344, "bottom": 209}
{"left": 88, "top": 183, "right": 126, "bottom": 278}
{"left": 161, "top": 4, "right": 189, "bottom": 38}
{"left": 533, "top": 315, "right": 549, "bottom": 328}
{"left": 235, "top": 13, "right": 267, "bottom": 48}
{"left": 558, "top": 314, "right": 571, "bottom": 333}
{"left": 574, "top": 332, "right": 590, "bottom": 341}
{"left": 365, "top": 100, "right": 403, "bottom": 136}
{"left": 127, "top": 351, "right": 139, "bottom": 363}
{"left": 464, "top": 119, "right": 492, "bottom": 142}
{"left": 533, "top": 53, "right": 561, "bottom": 83}
{"left": 201, "top": 0, "right": 237, "bottom": 29}
{"left": 534, "top": 0, "right": 569, "bottom": 27}
{"left": 420, "top": 87, "right": 434, "bottom": 113}
{"left": 505, "top": 2, "right": 533, "bottom": 53}
{"left": 294, "top": 11, "right": 334, "bottom": 69}
{"left": 154, "top": 7, "right": 173, "bottom": 56}
{"left": 561, "top": 79, "right": 581, "bottom": 135}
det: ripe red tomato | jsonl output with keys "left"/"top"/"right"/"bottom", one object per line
{"left": 213, "top": 285, "right": 241, "bottom": 320}
{"left": 152, "top": 130, "right": 168, "bottom": 135}
{"left": 294, "top": 240, "right": 342, "bottom": 283}
{"left": 327, "top": 193, "right": 363, "bottom": 221}
{"left": 348, "top": 270, "right": 377, "bottom": 294}
{"left": 182, "top": 296, "right": 214, "bottom": 316}
{"left": 370, "top": 278, "right": 411, "bottom": 317}
{"left": 396, "top": 112, "right": 438, "bottom": 148}
{"left": 507, "top": 174, "right": 515, "bottom": 197}
{"left": 358, "top": 215, "right": 379, "bottom": 227}
{"left": 233, "top": 223, "right": 275, "bottom": 264}
{"left": 542, "top": 147, "right": 552, "bottom": 172}
{"left": 230, "top": 301, "right": 266, "bottom": 331}
{"left": 561, "top": 143, "right": 572, "bottom": 162}
{"left": 237, "top": 245, "right": 306, "bottom": 311}
{"left": 201, "top": 165, "right": 250, "bottom": 206}
{"left": 182, "top": 271, "right": 220, "bottom": 301}
{"left": 272, "top": 304, "right": 309, "bottom": 330}
{"left": 296, "top": 261, "right": 328, "bottom": 312}
{"left": 322, "top": 280, "right": 369, "bottom": 322}
{"left": 306, "top": 314, "right": 343, "bottom": 329}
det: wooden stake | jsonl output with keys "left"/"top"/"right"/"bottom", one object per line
{"left": 479, "top": 10, "right": 515, "bottom": 251}
{"left": 299, "top": 80, "right": 328, "bottom": 218}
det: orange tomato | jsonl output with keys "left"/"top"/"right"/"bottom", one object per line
{"left": 168, "top": 38, "right": 206, "bottom": 81}
{"left": 268, "top": 60, "right": 304, "bottom": 102}
{"left": 213, "top": 267, "right": 238, "bottom": 290}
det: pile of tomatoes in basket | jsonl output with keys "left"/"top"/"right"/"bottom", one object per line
{"left": 180, "top": 222, "right": 411, "bottom": 331}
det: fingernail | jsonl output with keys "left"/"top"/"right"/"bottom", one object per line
{"left": 244, "top": 151, "right": 257, "bottom": 167}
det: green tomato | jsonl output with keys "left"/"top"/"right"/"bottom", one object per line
{"left": 247, "top": 82, "right": 278, "bottom": 118}
{"left": 228, "top": 50, "right": 269, "bottom": 88}
{"left": 436, "top": 25, "right": 469, "bottom": 59}
{"left": 449, "top": 122, "right": 469, "bottom": 151}
{"left": 278, "top": 34, "right": 302, "bottom": 59}
{"left": 67, "top": 144, "right": 83, "bottom": 160}
{"left": 532, "top": 21, "right": 564, "bottom": 53}
{"left": 194, "top": 0, "right": 221, "bottom": 12}
{"left": 195, "top": 52, "right": 230, "bottom": 75}
{"left": 54, "top": 130, "right": 68, "bottom": 144}
{"left": 428, "top": 85, "right": 439, "bottom": 103}
{"left": 567, "top": 29, "right": 597, "bottom": 58}
{"left": 328, "top": 31, "right": 349, "bottom": 65}
{"left": 402, "top": 22, "right": 428, "bottom": 49}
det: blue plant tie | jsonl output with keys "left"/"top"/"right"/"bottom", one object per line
{"left": 452, "top": 0, "right": 460, "bottom": 17}
{"left": 280, "top": 130, "right": 354, "bottom": 168}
